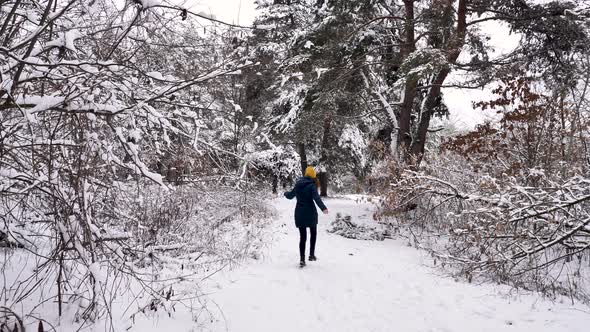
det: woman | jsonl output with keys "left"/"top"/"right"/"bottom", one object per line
{"left": 284, "top": 166, "right": 329, "bottom": 267}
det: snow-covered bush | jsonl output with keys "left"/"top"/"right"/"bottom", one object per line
{"left": 108, "top": 183, "right": 272, "bottom": 258}
{"left": 1, "top": 182, "right": 273, "bottom": 330}
{"left": 328, "top": 212, "right": 391, "bottom": 241}
{"left": 381, "top": 160, "right": 590, "bottom": 302}
{"left": 246, "top": 143, "right": 301, "bottom": 192}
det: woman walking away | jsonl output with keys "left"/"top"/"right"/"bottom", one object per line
{"left": 284, "top": 166, "right": 329, "bottom": 268}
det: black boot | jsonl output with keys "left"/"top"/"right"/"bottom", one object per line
{"left": 309, "top": 255, "right": 317, "bottom": 261}
{"left": 299, "top": 260, "right": 306, "bottom": 268}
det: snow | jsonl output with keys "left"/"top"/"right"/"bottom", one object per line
{"left": 139, "top": 0, "right": 161, "bottom": 8}
{"left": 147, "top": 71, "right": 164, "bottom": 80}
{"left": 18, "top": 95, "right": 66, "bottom": 122}
{"left": 45, "top": 30, "right": 81, "bottom": 52}
{"left": 315, "top": 67, "right": 328, "bottom": 79}
{"left": 200, "top": 197, "right": 589, "bottom": 332}
{"left": 0, "top": 78, "right": 13, "bottom": 91}
{"left": 338, "top": 125, "right": 368, "bottom": 168}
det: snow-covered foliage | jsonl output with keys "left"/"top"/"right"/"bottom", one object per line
{"left": 338, "top": 125, "right": 369, "bottom": 170}
{"left": 0, "top": 1, "right": 270, "bottom": 329}
{"left": 247, "top": 144, "right": 300, "bottom": 180}
{"left": 376, "top": 77, "right": 590, "bottom": 302}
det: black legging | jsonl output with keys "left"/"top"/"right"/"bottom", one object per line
{"left": 298, "top": 226, "right": 317, "bottom": 261}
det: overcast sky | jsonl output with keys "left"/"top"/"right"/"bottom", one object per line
{"left": 191, "top": 0, "right": 258, "bottom": 25}
{"left": 444, "top": 20, "right": 521, "bottom": 129}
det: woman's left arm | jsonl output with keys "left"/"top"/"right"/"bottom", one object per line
{"left": 284, "top": 187, "right": 296, "bottom": 199}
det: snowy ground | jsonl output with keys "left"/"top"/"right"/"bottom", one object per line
{"left": 199, "top": 196, "right": 589, "bottom": 332}
{"left": 25, "top": 196, "right": 587, "bottom": 331}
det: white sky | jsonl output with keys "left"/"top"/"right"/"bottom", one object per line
{"left": 444, "top": 21, "right": 521, "bottom": 130}
{"left": 190, "top": 0, "right": 258, "bottom": 25}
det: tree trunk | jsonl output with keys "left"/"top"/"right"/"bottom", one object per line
{"left": 297, "top": 142, "right": 307, "bottom": 175}
{"left": 398, "top": 78, "right": 418, "bottom": 160}
{"left": 409, "top": 68, "right": 450, "bottom": 164}
{"left": 397, "top": 0, "right": 418, "bottom": 162}
{"left": 318, "top": 172, "right": 328, "bottom": 197}
{"left": 405, "top": 0, "right": 467, "bottom": 166}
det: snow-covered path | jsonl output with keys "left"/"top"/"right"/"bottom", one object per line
{"left": 204, "top": 197, "right": 589, "bottom": 332}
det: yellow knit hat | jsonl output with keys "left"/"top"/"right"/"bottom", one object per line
{"left": 304, "top": 166, "right": 316, "bottom": 178}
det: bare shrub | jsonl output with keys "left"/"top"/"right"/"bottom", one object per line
{"left": 376, "top": 77, "right": 590, "bottom": 303}
{"left": 1, "top": 181, "right": 272, "bottom": 330}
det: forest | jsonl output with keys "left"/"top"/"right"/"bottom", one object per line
{"left": 1, "top": 0, "right": 590, "bottom": 331}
